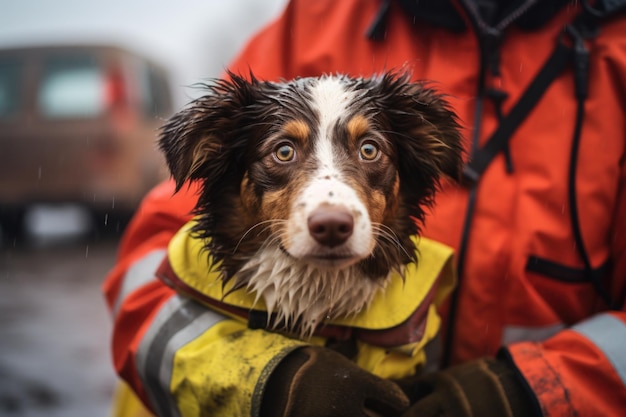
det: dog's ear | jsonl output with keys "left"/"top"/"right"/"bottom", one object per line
{"left": 375, "top": 72, "right": 465, "bottom": 184}
{"left": 369, "top": 72, "right": 465, "bottom": 228}
{"left": 158, "top": 73, "right": 262, "bottom": 191}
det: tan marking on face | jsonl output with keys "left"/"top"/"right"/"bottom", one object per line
{"left": 240, "top": 173, "right": 256, "bottom": 211}
{"left": 259, "top": 173, "right": 308, "bottom": 240}
{"left": 367, "top": 190, "right": 387, "bottom": 224}
{"left": 383, "top": 173, "right": 401, "bottom": 222}
{"left": 342, "top": 175, "right": 385, "bottom": 224}
{"left": 346, "top": 115, "right": 370, "bottom": 143}
{"left": 262, "top": 189, "right": 291, "bottom": 220}
{"left": 239, "top": 173, "right": 263, "bottom": 227}
{"left": 283, "top": 120, "right": 310, "bottom": 144}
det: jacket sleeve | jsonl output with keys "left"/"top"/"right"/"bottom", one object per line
{"left": 504, "top": 156, "right": 626, "bottom": 415}
{"left": 103, "top": 179, "right": 197, "bottom": 406}
{"left": 103, "top": 180, "right": 306, "bottom": 416}
{"left": 504, "top": 312, "right": 626, "bottom": 416}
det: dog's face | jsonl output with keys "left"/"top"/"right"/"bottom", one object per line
{"left": 159, "top": 72, "right": 463, "bottom": 335}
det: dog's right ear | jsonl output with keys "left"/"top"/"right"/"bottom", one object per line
{"left": 158, "top": 73, "right": 260, "bottom": 191}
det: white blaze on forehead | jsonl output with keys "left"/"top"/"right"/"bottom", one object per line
{"left": 309, "top": 77, "right": 355, "bottom": 176}
{"left": 284, "top": 77, "right": 374, "bottom": 262}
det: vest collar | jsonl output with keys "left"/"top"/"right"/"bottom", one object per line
{"left": 157, "top": 220, "right": 456, "bottom": 347}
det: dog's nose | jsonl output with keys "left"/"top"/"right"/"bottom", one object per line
{"left": 307, "top": 206, "right": 354, "bottom": 248}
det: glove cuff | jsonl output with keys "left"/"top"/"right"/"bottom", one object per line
{"left": 259, "top": 346, "right": 311, "bottom": 417}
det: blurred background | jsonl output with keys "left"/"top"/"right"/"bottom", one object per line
{"left": 0, "top": 0, "right": 287, "bottom": 415}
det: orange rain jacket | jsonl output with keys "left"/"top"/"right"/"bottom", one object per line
{"left": 104, "top": 0, "right": 626, "bottom": 415}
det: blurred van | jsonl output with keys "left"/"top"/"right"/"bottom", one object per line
{"left": 0, "top": 44, "right": 173, "bottom": 241}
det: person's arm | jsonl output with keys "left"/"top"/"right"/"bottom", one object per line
{"left": 504, "top": 157, "right": 626, "bottom": 416}
{"left": 397, "top": 159, "right": 626, "bottom": 417}
{"left": 504, "top": 312, "right": 626, "bottom": 416}
{"left": 396, "top": 308, "right": 626, "bottom": 417}
{"left": 102, "top": 181, "right": 309, "bottom": 416}
{"left": 103, "top": 179, "right": 197, "bottom": 410}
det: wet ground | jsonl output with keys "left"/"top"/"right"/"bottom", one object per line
{"left": 0, "top": 237, "right": 119, "bottom": 417}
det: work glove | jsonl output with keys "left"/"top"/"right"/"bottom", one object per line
{"left": 259, "top": 345, "right": 410, "bottom": 417}
{"left": 395, "top": 357, "right": 540, "bottom": 417}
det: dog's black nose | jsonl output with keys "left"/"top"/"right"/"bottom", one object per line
{"left": 308, "top": 206, "right": 354, "bottom": 248}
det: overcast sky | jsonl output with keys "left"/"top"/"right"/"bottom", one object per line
{"left": 0, "top": 0, "right": 288, "bottom": 107}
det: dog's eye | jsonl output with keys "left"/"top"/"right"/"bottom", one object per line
{"left": 274, "top": 143, "right": 296, "bottom": 162}
{"left": 359, "top": 141, "right": 380, "bottom": 161}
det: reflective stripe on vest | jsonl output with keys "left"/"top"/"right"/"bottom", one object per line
{"left": 113, "top": 249, "right": 167, "bottom": 316}
{"left": 501, "top": 323, "right": 565, "bottom": 345}
{"left": 136, "top": 294, "right": 227, "bottom": 416}
{"left": 571, "top": 314, "right": 626, "bottom": 386}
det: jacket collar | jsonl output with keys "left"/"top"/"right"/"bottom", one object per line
{"left": 371, "top": 0, "right": 573, "bottom": 37}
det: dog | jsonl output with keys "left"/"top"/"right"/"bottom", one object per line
{"left": 158, "top": 71, "right": 463, "bottom": 337}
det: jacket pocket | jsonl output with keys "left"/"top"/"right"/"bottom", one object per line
{"left": 524, "top": 255, "right": 610, "bottom": 324}
{"left": 526, "top": 256, "right": 610, "bottom": 283}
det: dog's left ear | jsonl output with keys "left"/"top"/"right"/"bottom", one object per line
{"left": 375, "top": 72, "right": 465, "bottom": 185}
{"left": 158, "top": 73, "right": 262, "bottom": 191}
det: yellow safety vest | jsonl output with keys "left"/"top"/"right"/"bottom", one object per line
{"left": 163, "top": 220, "right": 456, "bottom": 377}
{"left": 114, "top": 220, "right": 455, "bottom": 417}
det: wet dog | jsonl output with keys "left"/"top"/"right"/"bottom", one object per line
{"left": 158, "top": 72, "right": 463, "bottom": 337}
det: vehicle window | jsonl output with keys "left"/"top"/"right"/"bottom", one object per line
{"left": 0, "top": 59, "right": 20, "bottom": 118}
{"left": 38, "top": 56, "right": 104, "bottom": 118}
{"left": 140, "top": 63, "right": 172, "bottom": 119}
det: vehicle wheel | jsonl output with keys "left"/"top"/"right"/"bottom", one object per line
{"left": 90, "top": 208, "right": 134, "bottom": 240}
{"left": 0, "top": 207, "right": 26, "bottom": 245}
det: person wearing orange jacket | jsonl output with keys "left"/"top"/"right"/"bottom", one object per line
{"left": 104, "top": 0, "right": 626, "bottom": 416}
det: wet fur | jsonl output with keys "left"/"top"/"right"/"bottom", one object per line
{"left": 159, "top": 71, "right": 463, "bottom": 336}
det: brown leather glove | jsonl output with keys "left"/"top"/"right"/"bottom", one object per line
{"left": 395, "top": 357, "right": 541, "bottom": 417}
{"left": 260, "top": 346, "right": 410, "bottom": 417}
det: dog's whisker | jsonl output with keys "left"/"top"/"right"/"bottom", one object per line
{"left": 233, "top": 219, "right": 286, "bottom": 255}
{"left": 372, "top": 222, "right": 401, "bottom": 244}
{"left": 372, "top": 223, "right": 413, "bottom": 261}
{"left": 258, "top": 230, "right": 286, "bottom": 253}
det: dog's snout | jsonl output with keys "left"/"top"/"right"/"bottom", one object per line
{"left": 307, "top": 206, "right": 354, "bottom": 248}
